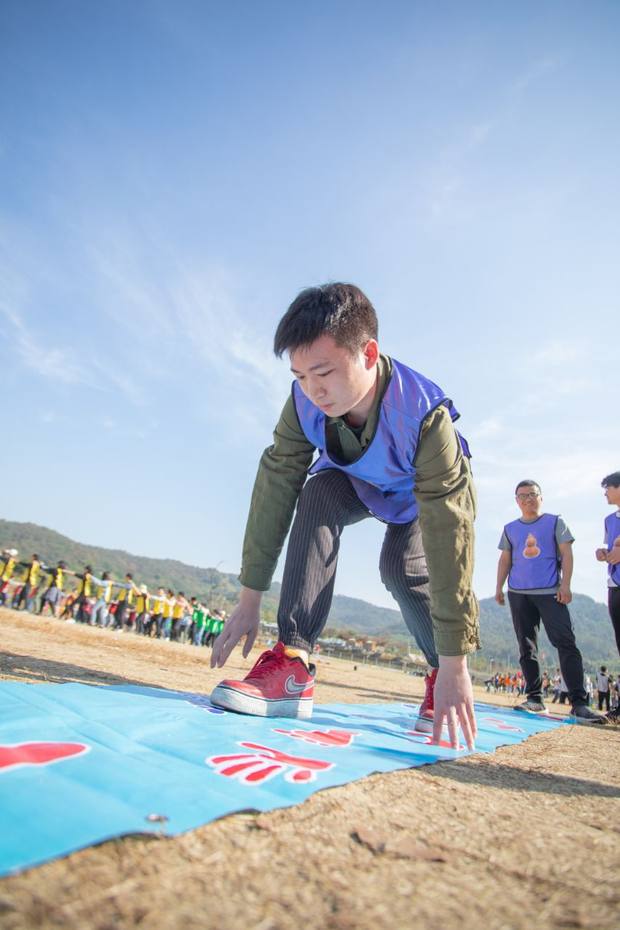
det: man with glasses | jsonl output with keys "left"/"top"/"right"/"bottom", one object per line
{"left": 495, "top": 480, "right": 606, "bottom": 725}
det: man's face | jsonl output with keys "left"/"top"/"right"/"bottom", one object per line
{"left": 604, "top": 484, "right": 620, "bottom": 507}
{"left": 289, "top": 334, "right": 378, "bottom": 418}
{"left": 515, "top": 485, "right": 542, "bottom": 518}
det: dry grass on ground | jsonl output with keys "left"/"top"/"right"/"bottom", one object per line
{"left": 0, "top": 608, "right": 618, "bottom": 930}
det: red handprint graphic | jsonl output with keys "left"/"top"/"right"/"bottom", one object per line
{"left": 0, "top": 742, "right": 89, "bottom": 772}
{"left": 273, "top": 728, "right": 358, "bottom": 747}
{"left": 480, "top": 716, "right": 524, "bottom": 733}
{"left": 207, "top": 741, "right": 333, "bottom": 784}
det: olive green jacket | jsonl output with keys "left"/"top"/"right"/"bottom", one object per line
{"left": 240, "top": 356, "right": 480, "bottom": 656}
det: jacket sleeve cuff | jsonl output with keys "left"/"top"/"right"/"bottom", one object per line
{"left": 238, "top": 569, "right": 272, "bottom": 593}
{"left": 433, "top": 629, "right": 481, "bottom": 657}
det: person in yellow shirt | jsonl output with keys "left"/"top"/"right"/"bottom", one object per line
{"left": 75, "top": 566, "right": 95, "bottom": 623}
{"left": 161, "top": 589, "right": 174, "bottom": 639}
{"left": 39, "top": 562, "right": 67, "bottom": 618}
{"left": 0, "top": 549, "right": 18, "bottom": 607}
{"left": 112, "top": 573, "right": 137, "bottom": 630}
{"left": 145, "top": 587, "right": 165, "bottom": 637}
{"left": 135, "top": 584, "right": 150, "bottom": 635}
{"left": 14, "top": 554, "right": 43, "bottom": 612}
{"left": 170, "top": 592, "right": 188, "bottom": 642}
{"left": 91, "top": 572, "right": 114, "bottom": 627}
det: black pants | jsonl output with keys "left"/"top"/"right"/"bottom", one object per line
{"left": 15, "top": 582, "right": 33, "bottom": 610}
{"left": 598, "top": 690, "right": 610, "bottom": 712}
{"left": 507, "top": 591, "right": 587, "bottom": 706}
{"left": 114, "top": 602, "right": 127, "bottom": 629}
{"left": 277, "top": 470, "right": 438, "bottom": 666}
{"left": 608, "top": 587, "right": 620, "bottom": 657}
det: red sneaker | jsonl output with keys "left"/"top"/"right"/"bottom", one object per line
{"left": 210, "top": 642, "right": 315, "bottom": 719}
{"left": 414, "top": 667, "right": 438, "bottom": 733}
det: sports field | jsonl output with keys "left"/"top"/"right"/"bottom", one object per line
{"left": 0, "top": 608, "right": 618, "bottom": 930}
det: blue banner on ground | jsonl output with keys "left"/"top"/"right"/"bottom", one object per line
{"left": 0, "top": 682, "right": 567, "bottom": 876}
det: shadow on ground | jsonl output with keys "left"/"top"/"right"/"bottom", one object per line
{"left": 0, "top": 652, "right": 165, "bottom": 689}
{"left": 427, "top": 754, "right": 620, "bottom": 798}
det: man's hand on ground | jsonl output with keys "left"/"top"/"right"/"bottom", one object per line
{"left": 210, "top": 587, "right": 262, "bottom": 668}
{"left": 432, "top": 656, "right": 477, "bottom": 751}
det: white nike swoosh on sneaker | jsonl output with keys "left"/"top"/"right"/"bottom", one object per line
{"left": 284, "top": 675, "right": 310, "bottom": 695}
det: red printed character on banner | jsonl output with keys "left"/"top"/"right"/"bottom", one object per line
{"left": 206, "top": 741, "right": 333, "bottom": 784}
{"left": 0, "top": 741, "right": 89, "bottom": 772}
{"left": 480, "top": 716, "right": 524, "bottom": 733}
{"left": 273, "top": 728, "right": 358, "bottom": 747}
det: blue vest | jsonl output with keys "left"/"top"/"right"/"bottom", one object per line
{"left": 605, "top": 512, "right": 620, "bottom": 585}
{"left": 505, "top": 513, "right": 560, "bottom": 590}
{"left": 292, "top": 358, "right": 467, "bottom": 524}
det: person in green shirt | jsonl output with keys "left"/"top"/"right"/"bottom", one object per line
{"left": 203, "top": 609, "right": 218, "bottom": 648}
{"left": 192, "top": 602, "right": 207, "bottom": 646}
{"left": 210, "top": 283, "right": 479, "bottom": 749}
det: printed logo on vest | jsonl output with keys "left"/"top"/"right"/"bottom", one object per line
{"left": 523, "top": 533, "right": 541, "bottom": 559}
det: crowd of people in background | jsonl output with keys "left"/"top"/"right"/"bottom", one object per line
{"left": 484, "top": 672, "right": 526, "bottom": 695}
{"left": 484, "top": 666, "right": 620, "bottom": 711}
{"left": 0, "top": 550, "right": 226, "bottom": 648}
{"left": 2, "top": 547, "right": 617, "bottom": 707}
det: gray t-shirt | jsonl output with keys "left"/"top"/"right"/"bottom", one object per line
{"left": 498, "top": 515, "right": 573, "bottom": 595}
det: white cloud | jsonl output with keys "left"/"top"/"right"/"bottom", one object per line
{"left": 0, "top": 299, "right": 87, "bottom": 385}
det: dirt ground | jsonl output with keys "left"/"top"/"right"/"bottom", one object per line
{"left": 0, "top": 608, "right": 618, "bottom": 930}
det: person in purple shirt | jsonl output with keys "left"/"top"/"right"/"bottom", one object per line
{"left": 496, "top": 479, "right": 606, "bottom": 725}
{"left": 595, "top": 472, "right": 620, "bottom": 710}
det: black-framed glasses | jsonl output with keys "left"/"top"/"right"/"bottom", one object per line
{"left": 516, "top": 492, "right": 540, "bottom": 500}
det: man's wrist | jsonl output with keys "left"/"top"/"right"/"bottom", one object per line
{"left": 239, "top": 586, "right": 263, "bottom": 606}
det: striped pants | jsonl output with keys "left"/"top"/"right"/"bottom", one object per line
{"left": 277, "top": 470, "right": 439, "bottom": 667}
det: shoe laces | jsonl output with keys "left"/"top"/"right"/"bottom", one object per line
{"left": 247, "top": 647, "right": 286, "bottom": 680}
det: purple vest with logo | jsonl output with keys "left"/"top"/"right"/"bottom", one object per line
{"left": 292, "top": 358, "right": 468, "bottom": 524}
{"left": 505, "top": 513, "right": 560, "bottom": 590}
{"left": 605, "top": 512, "right": 620, "bottom": 585}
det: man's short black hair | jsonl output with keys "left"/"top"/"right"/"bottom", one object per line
{"left": 273, "top": 283, "right": 378, "bottom": 357}
{"left": 601, "top": 472, "right": 620, "bottom": 489}
{"left": 515, "top": 479, "right": 541, "bottom": 495}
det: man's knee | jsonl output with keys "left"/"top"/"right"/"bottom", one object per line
{"left": 297, "top": 472, "right": 353, "bottom": 517}
{"left": 380, "top": 554, "right": 427, "bottom": 594}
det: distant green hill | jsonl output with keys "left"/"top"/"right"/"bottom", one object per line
{"left": 1, "top": 519, "right": 615, "bottom": 669}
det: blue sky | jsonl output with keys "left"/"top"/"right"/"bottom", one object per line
{"left": 1, "top": 0, "right": 618, "bottom": 607}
